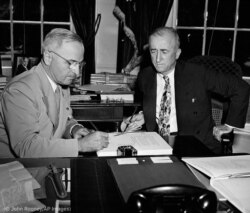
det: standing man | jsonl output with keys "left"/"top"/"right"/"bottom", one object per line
{"left": 0, "top": 28, "right": 109, "bottom": 158}
{"left": 122, "top": 27, "right": 250, "bottom": 155}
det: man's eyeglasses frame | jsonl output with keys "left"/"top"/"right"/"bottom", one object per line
{"left": 49, "top": 50, "right": 86, "bottom": 70}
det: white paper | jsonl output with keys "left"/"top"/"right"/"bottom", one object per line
{"left": 151, "top": 156, "right": 172, "bottom": 163}
{"left": 97, "top": 132, "right": 172, "bottom": 157}
{"left": 211, "top": 178, "right": 250, "bottom": 213}
{"left": 117, "top": 158, "right": 138, "bottom": 165}
{"left": 182, "top": 155, "right": 250, "bottom": 178}
{"left": 183, "top": 155, "right": 250, "bottom": 213}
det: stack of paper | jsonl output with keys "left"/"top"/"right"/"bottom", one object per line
{"left": 97, "top": 132, "right": 173, "bottom": 157}
{"left": 0, "top": 161, "right": 45, "bottom": 212}
{"left": 183, "top": 155, "right": 250, "bottom": 213}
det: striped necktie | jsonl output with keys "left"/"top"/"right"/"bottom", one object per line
{"left": 158, "top": 75, "right": 171, "bottom": 137}
{"left": 55, "top": 86, "right": 61, "bottom": 111}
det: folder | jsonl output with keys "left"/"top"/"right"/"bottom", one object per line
{"left": 183, "top": 155, "right": 250, "bottom": 213}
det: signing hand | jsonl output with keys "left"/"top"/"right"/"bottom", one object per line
{"left": 120, "top": 111, "right": 145, "bottom": 132}
{"left": 78, "top": 131, "right": 109, "bottom": 152}
{"left": 72, "top": 126, "right": 95, "bottom": 139}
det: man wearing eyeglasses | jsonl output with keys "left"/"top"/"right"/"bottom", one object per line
{"left": 0, "top": 28, "right": 109, "bottom": 158}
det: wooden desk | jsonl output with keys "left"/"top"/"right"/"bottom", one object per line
{"left": 70, "top": 156, "right": 238, "bottom": 213}
{"left": 71, "top": 101, "right": 141, "bottom": 131}
{"left": 0, "top": 156, "right": 240, "bottom": 213}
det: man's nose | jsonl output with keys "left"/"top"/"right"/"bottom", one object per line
{"left": 71, "top": 65, "right": 80, "bottom": 76}
{"left": 156, "top": 51, "right": 161, "bottom": 62}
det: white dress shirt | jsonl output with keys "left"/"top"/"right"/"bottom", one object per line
{"left": 156, "top": 69, "right": 178, "bottom": 133}
{"left": 44, "top": 72, "right": 57, "bottom": 92}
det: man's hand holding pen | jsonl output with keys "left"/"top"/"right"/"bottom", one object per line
{"left": 120, "top": 111, "right": 145, "bottom": 133}
{"left": 72, "top": 126, "right": 95, "bottom": 139}
{"left": 77, "top": 131, "right": 109, "bottom": 152}
{"left": 72, "top": 125, "right": 109, "bottom": 152}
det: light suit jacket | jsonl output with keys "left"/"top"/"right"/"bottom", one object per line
{"left": 0, "top": 63, "right": 79, "bottom": 158}
{"left": 136, "top": 61, "right": 250, "bottom": 154}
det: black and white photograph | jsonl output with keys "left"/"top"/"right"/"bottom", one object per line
{"left": 0, "top": 0, "right": 250, "bottom": 213}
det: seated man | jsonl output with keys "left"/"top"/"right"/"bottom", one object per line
{"left": 0, "top": 28, "right": 109, "bottom": 158}
{"left": 122, "top": 27, "right": 250, "bottom": 155}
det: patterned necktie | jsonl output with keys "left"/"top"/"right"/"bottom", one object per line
{"left": 158, "top": 75, "right": 171, "bottom": 137}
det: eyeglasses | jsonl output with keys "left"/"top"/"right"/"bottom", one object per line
{"left": 49, "top": 50, "right": 86, "bottom": 69}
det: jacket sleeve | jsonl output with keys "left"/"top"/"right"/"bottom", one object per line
{"left": 203, "top": 65, "right": 250, "bottom": 127}
{"left": 1, "top": 83, "right": 79, "bottom": 158}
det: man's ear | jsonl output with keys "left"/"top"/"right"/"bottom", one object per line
{"left": 176, "top": 48, "right": 182, "bottom": 60}
{"left": 43, "top": 50, "right": 52, "bottom": 65}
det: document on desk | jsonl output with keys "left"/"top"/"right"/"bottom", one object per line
{"left": 97, "top": 132, "right": 173, "bottom": 157}
{"left": 183, "top": 155, "right": 250, "bottom": 213}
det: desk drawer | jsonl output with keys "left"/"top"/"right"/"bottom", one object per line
{"left": 72, "top": 106, "right": 123, "bottom": 121}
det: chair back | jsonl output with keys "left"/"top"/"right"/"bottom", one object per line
{"left": 188, "top": 55, "right": 243, "bottom": 126}
{"left": 187, "top": 55, "right": 242, "bottom": 77}
{"left": 127, "top": 184, "right": 217, "bottom": 213}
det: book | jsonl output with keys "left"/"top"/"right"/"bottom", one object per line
{"left": 0, "top": 75, "right": 8, "bottom": 83}
{"left": 183, "top": 155, "right": 250, "bottom": 213}
{"left": 70, "top": 94, "right": 99, "bottom": 102}
{"left": 97, "top": 131, "right": 173, "bottom": 157}
{"left": 90, "top": 73, "right": 137, "bottom": 85}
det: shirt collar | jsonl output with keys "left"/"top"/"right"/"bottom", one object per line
{"left": 44, "top": 72, "right": 57, "bottom": 92}
{"left": 157, "top": 68, "right": 175, "bottom": 79}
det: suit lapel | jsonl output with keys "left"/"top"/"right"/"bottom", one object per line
{"left": 35, "top": 65, "right": 59, "bottom": 129}
{"left": 144, "top": 69, "right": 157, "bottom": 131}
{"left": 174, "top": 61, "right": 192, "bottom": 125}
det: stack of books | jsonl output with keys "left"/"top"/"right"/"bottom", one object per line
{"left": 77, "top": 83, "right": 134, "bottom": 103}
{"left": 90, "top": 73, "right": 137, "bottom": 89}
{"left": 0, "top": 75, "right": 9, "bottom": 94}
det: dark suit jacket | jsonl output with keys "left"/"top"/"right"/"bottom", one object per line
{"left": 136, "top": 61, "right": 250, "bottom": 154}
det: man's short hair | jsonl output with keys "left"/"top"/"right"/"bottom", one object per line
{"left": 42, "top": 28, "right": 83, "bottom": 53}
{"left": 149, "top": 27, "right": 180, "bottom": 49}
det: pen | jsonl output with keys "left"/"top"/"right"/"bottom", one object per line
{"left": 114, "top": 131, "right": 137, "bottom": 136}
{"left": 215, "top": 172, "right": 250, "bottom": 180}
{"left": 123, "top": 106, "right": 138, "bottom": 132}
{"left": 90, "top": 121, "right": 98, "bottom": 131}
